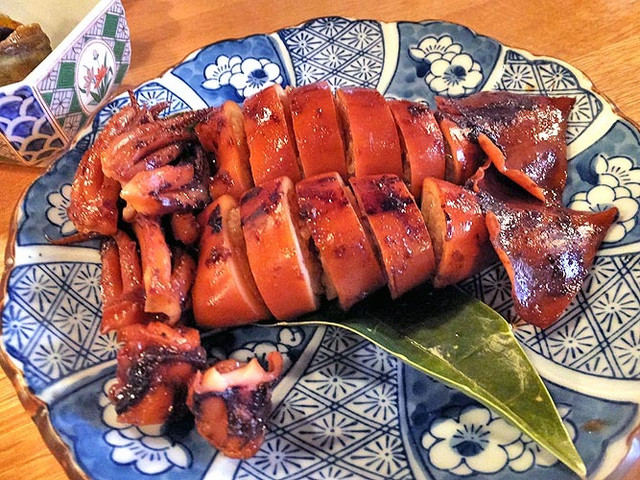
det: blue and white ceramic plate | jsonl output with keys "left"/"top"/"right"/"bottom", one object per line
{"left": 2, "top": 17, "right": 639, "bottom": 480}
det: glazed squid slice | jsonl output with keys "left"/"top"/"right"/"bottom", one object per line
{"left": 421, "top": 178, "right": 495, "bottom": 288}
{"left": 192, "top": 195, "right": 269, "bottom": 328}
{"left": 110, "top": 322, "right": 206, "bottom": 425}
{"left": 243, "top": 84, "right": 302, "bottom": 186}
{"left": 187, "top": 351, "right": 284, "bottom": 459}
{"left": 289, "top": 81, "right": 348, "bottom": 180}
{"left": 296, "top": 172, "right": 385, "bottom": 310}
{"left": 437, "top": 92, "right": 575, "bottom": 201}
{"left": 240, "top": 176, "right": 322, "bottom": 320}
{"left": 350, "top": 174, "right": 435, "bottom": 298}
{"left": 475, "top": 166, "right": 617, "bottom": 328}
{"left": 196, "top": 100, "right": 254, "bottom": 199}
{"left": 132, "top": 216, "right": 196, "bottom": 324}
{"left": 100, "top": 230, "right": 149, "bottom": 333}
{"left": 334, "top": 87, "right": 403, "bottom": 178}
{"left": 387, "top": 99, "right": 445, "bottom": 198}
{"left": 436, "top": 115, "right": 484, "bottom": 185}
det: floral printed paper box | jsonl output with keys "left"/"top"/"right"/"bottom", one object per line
{"left": 0, "top": 0, "right": 130, "bottom": 167}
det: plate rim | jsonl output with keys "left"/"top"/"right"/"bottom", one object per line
{"left": 1, "top": 14, "right": 639, "bottom": 480}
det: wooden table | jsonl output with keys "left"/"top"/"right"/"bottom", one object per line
{"left": 1, "top": 0, "right": 639, "bottom": 478}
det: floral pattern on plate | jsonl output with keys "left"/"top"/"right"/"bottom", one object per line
{"left": 202, "top": 55, "right": 283, "bottom": 98}
{"left": 46, "top": 184, "right": 76, "bottom": 237}
{"left": 409, "top": 34, "right": 483, "bottom": 97}
{"left": 570, "top": 153, "right": 640, "bottom": 242}
{"left": 100, "top": 379, "right": 192, "bottom": 475}
{"left": 421, "top": 404, "right": 576, "bottom": 476}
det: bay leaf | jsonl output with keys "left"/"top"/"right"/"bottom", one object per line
{"left": 268, "top": 284, "right": 586, "bottom": 478}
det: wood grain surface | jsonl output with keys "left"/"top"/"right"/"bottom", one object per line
{"left": 1, "top": 1, "right": 639, "bottom": 478}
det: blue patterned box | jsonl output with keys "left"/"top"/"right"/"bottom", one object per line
{"left": 0, "top": 0, "right": 131, "bottom": 167}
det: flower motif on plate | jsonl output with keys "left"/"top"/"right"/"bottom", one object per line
{"left": 202, "top": 55, "right": 242, "bottom": 90}
{"left": 46, "top": 183, "right": 76, "bottom": 236}
{"left": 227, "top": 326, "right": 305, "bottom": 370}
{"left": 422, "top": 405, "right": 522, "bottom": 476}
{"left": 202, "top": 55, "right": 283, "bottom": 98}
{"left": 346, "top": 381, "right": 398, "bottom": 424}
{"left": 409, "top": 35, "right": 483, "bottom": 97}
{"left": 613, "top": 328, "right": 640, "bottom": 377}
{"left": 99, "top": 379, "right": 192, "bottom": 475}
{"left": 570, "top": 153, "right": 640, "bottom": 242}
{"left": 2, "top": 304, "right": 38, "bottom": 351}
{"left": 279, "top": 17, "right": 384, "bottom": 89}
{"left": 347, "top": 434, "right": 408, "bottom": 478}
{"left": 30, "top": 334, "right": 76, "bottom": 380}
{"left": 245, "top": 436, "right": 319, "bottom": 477}
{"left": 421, "top": 404, "right": 576, "bottom": 476}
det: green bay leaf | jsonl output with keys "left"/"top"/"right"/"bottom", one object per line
{"left": 268, "top": 284, "right": 586, "bottom": 478}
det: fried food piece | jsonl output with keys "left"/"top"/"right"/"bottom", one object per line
{"left": 388, "top": 99, "right": 445, "bottom": 198}
{"left": 289, "top": 82, "right": 348, "bottom": 180}
{"left": 192, "top": 195, "right": 269, "bottom": 328}
{"left": 334, "top": 87, "right": 403, "bottom": 178}
{"left": 187, "top": 351, "right": 283, "bottom": 459}
{"left": 240, "top": 176, "right": 322, "bottom": 319}
{"left": 243, "top": 84, "right": 301, "bottom": 186}
{"left": 437, "top": 92, "right": 574, "bottom": 201}
{"left": 350, "top": 174, "right": 435, "bottom": 298}
{"left": 421, "top": 178, "right": 495, "bottom": 287}
{"left": 196, "top": 100, "right": 254, "bottom": 199}
{"left": 296, "top": 172, "right": 385, "bottom": 309}
{"left": 0, "top": 16, "right": 52, "bottom": 86}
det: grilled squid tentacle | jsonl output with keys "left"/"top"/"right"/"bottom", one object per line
{"left": 121, "top": 145, "right": 211, "bottom": 218}
{"left": 66, "top": 95, "right": 173, "bottom": 239}
{"left": 100, "top": 238, "right": 123, "bottom": 306}
{"left": 110, "top": 322, "right": 207, "bottom": 425}
{"left": 132, "top": 216, "right": 197, "bottom": 324}
{"left": 100, "top": 230, "right": 149, "bottom": 334}
{"left": 170, "top": 247, "right": 197, "bottom": 311}
{"left": 133, "top": 215, "right": 181, "bottom": 323}
{"left": 126, "top": 142, "right": 185, "bottom": 178}
{"left": 101, "top": 109, "right": 214, "bottom": 183}
{"left": 67, "top": 104, "right": 139, "bottom": 237}
{"left": 187, "top": 351, "right": 284, "bottom": 459}
{"left": 121, "top": 164, "right": 196, "bottom": 215}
